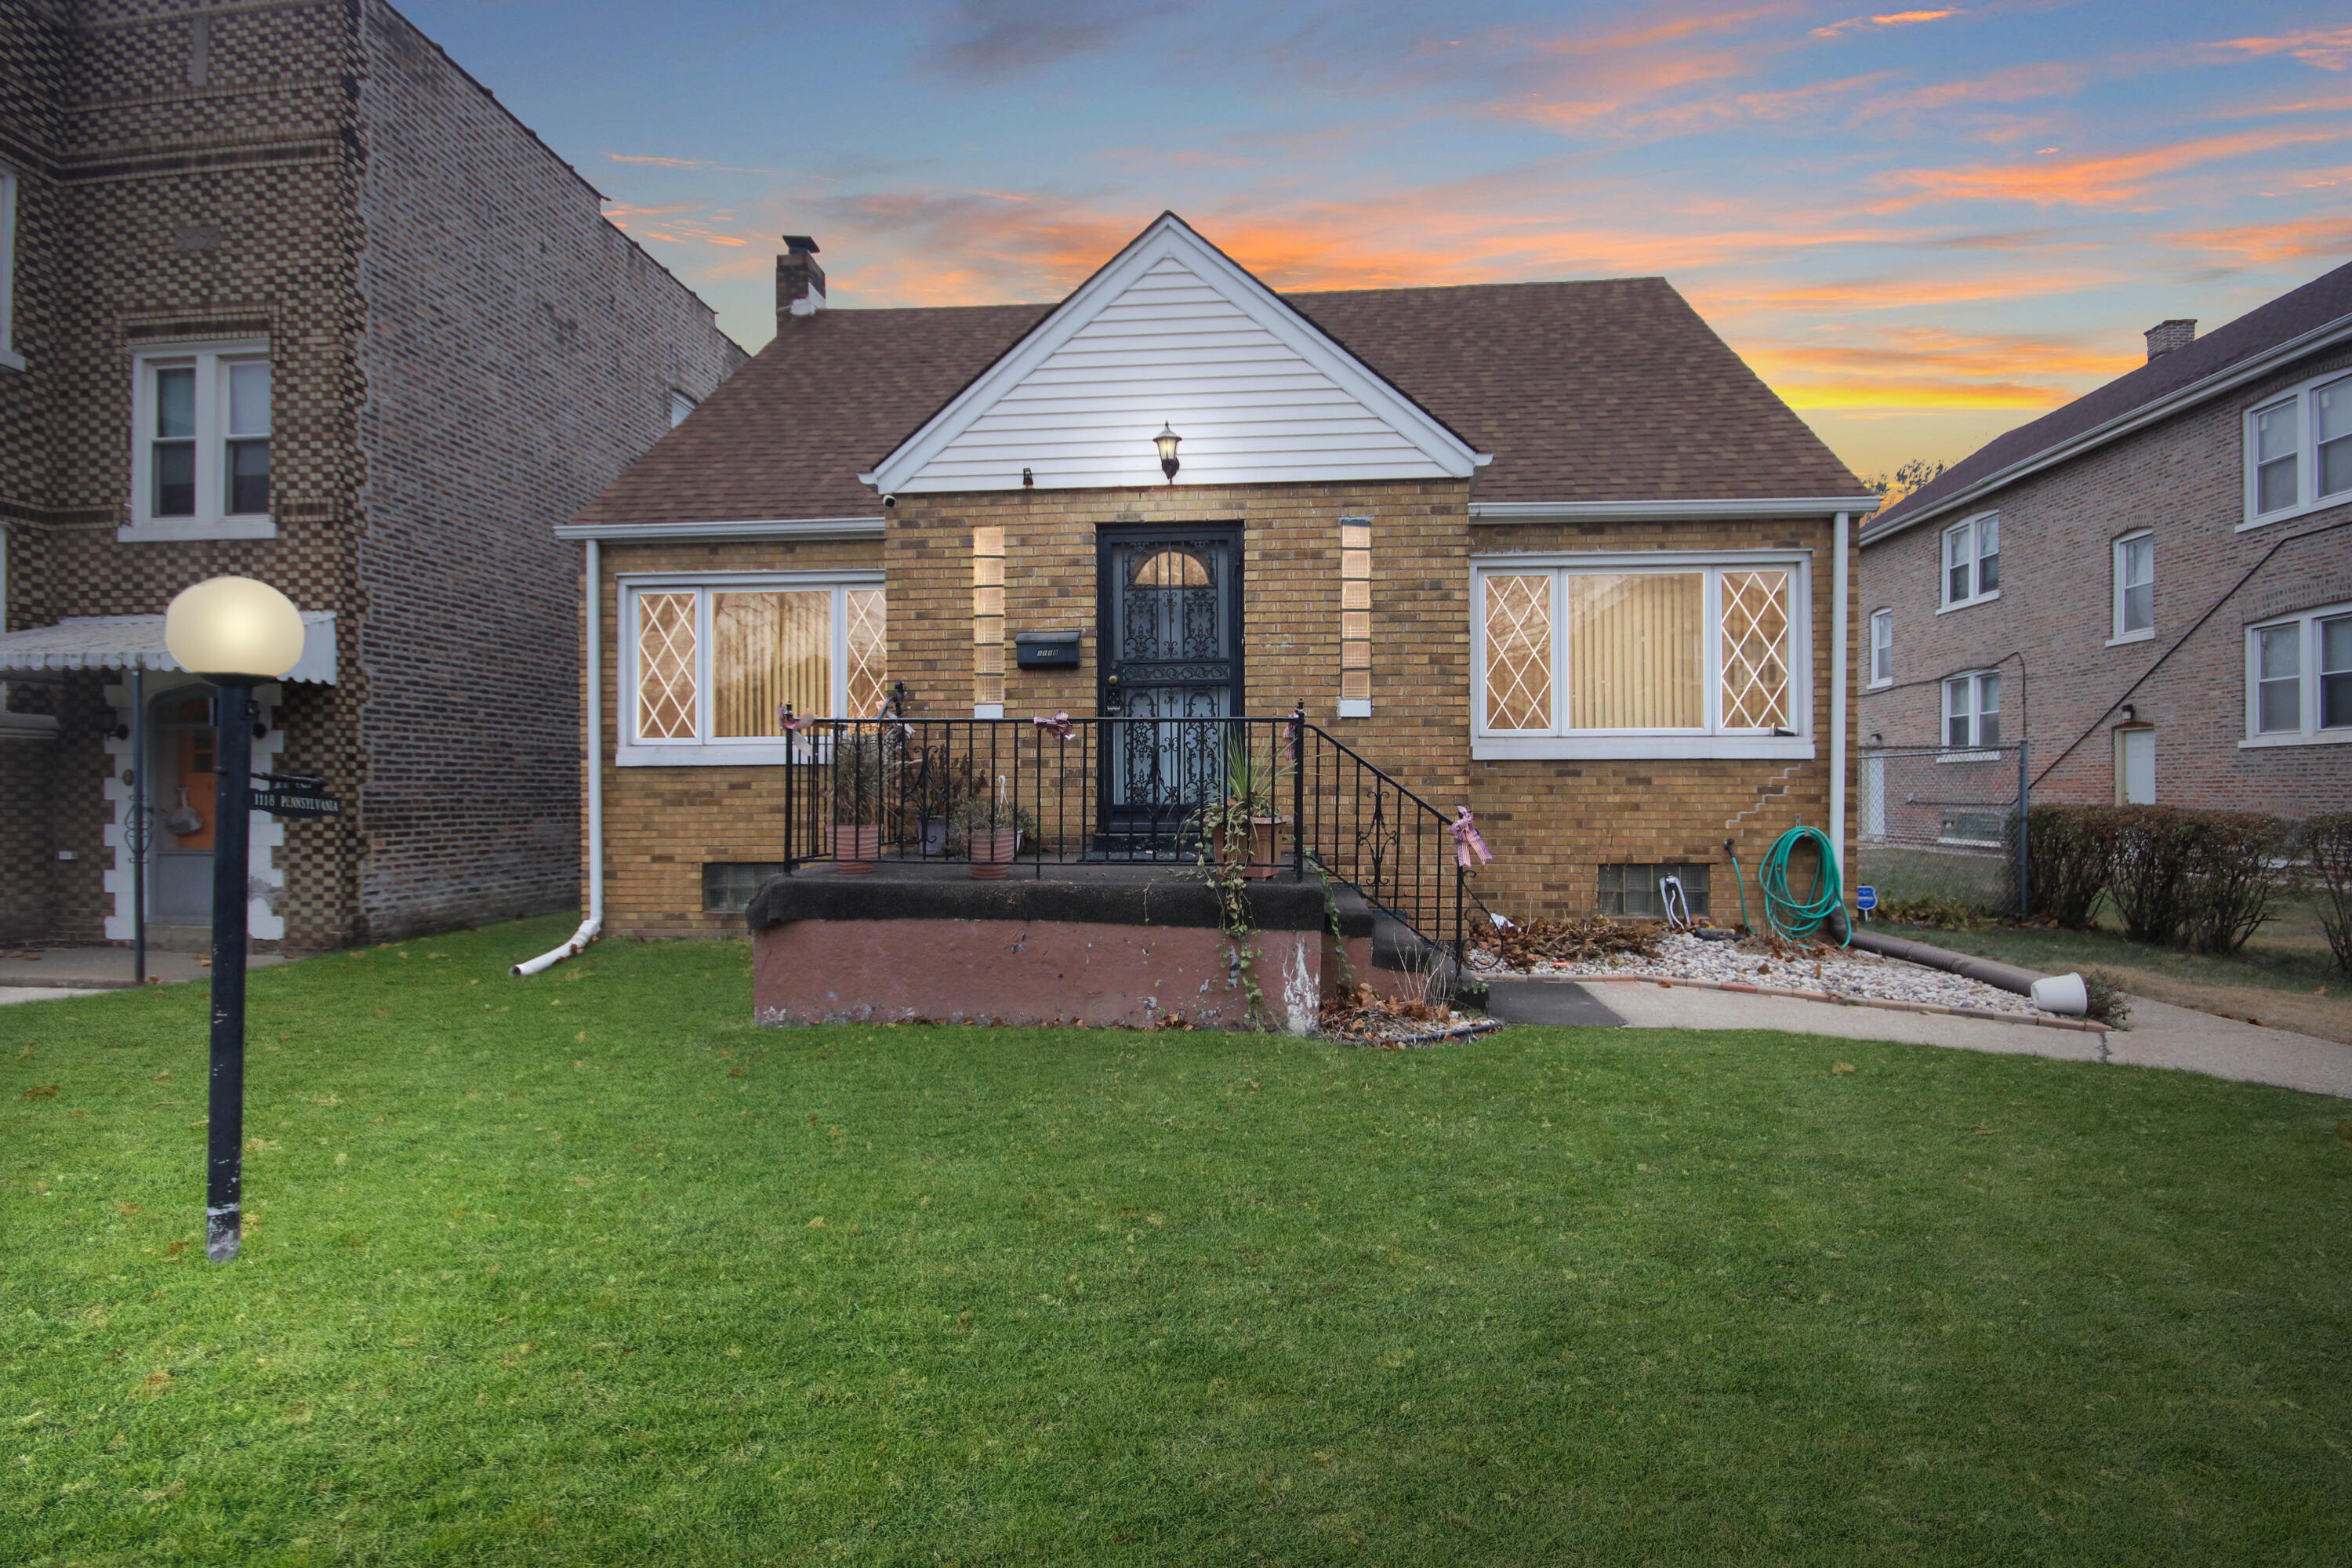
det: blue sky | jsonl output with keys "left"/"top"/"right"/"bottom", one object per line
{"left": 405, "top": 0, "right": 2352, "bottom": 479}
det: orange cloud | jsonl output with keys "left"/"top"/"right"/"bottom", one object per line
{"left": 2165, "top": 213, "right": 2352, "bottom": 263}
{"left": 1870, "top": 127, "right": 2339, "bottom": 208}
{"left": 1812, "top": 9, "right": 1960, "bottom": 40}
{"left": 2208, "top": 27, "right": 2352, "bottom": 72}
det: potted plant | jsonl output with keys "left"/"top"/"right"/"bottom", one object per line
{"left": 950, "top": 786, "right": 1033, "bottom": 880}
{"left": 1201, "top": 734, "right": 1290, "bottom": 881}
{"left": 830, "top": 728, "right": 889, "bottom": 874}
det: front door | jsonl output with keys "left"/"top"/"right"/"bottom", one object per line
{"left": 150, "top": 690, "right": 218, "bottom": 924}
{"left": 1097, "top": 525, "right": 1243, "bottom": 844}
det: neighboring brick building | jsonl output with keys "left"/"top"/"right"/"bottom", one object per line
{"left": 560, "top": 214, "right": 1874, "bottom": 939}
{"left": 1858, "top": 258, "right": 2352, "bottom": 819}
{"left": 0, "top": 0, "right": 743, "bottom": 950}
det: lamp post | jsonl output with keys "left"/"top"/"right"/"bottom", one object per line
{"left": 1153, "top": 423, "right": 1181, "bottom": 485}
{"left": 162, "top": 576, "right": 306, "bottom": 1265}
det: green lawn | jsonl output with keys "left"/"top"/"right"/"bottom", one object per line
{"left": 5, "top": 916, "right": 2350, "bottom": 1566}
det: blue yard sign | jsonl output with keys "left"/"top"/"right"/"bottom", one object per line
{"left": 1855, "top": 885, "right": 1878, "bottom": 913}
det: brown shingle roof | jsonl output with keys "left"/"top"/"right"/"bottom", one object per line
{"left": 1870, "top": 254, "right": 2352, "bottom": 538}
{"left": 568, "top": 277, "right": 1860, "bottom": 528}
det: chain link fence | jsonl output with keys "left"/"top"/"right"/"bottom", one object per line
{"left": 1854, "top": 743, "right": 2029, "bottom": 918}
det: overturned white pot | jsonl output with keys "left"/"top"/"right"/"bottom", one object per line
{"left": 2028, "top": 972, "right": 2089, "bottom": 1015}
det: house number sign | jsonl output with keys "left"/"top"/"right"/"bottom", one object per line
{"left": 249, "top": 771, "right": 343, "bottom": 820}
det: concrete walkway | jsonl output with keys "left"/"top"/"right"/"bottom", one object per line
{"left": 0, "top": 945, "right": 285, "bottom": 998}
{"left": 1485, "top": 978, "right": 2352, "bottom": 1100}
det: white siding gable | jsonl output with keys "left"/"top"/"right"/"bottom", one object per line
{"left": 865, "top": 214, "right": 1486, "bottom": 495}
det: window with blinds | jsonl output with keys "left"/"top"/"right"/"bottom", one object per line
{"left": 973, "top": 526, "right": 1005, "bottom": 713}
{"left": 622, "top": 579, "right": 884, "bottom": 759}
{"left": 1339, "top": 517, "right": 1372, "bottom": 717}
{"left": 1474, "top": 558, "right": 1806, "bottom": 747}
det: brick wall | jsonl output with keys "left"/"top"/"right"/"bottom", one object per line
{"left": 0, "top": 0, "right": 742, "bottom": 949}
{"left": 592, "top": 487, "right": 1857, "bottom": 933}
{"left": 1857, "top": 343, "right": 2352, "bottom": 818}
{"left": 351, "top": 0, "right": 743, "bottom": 941}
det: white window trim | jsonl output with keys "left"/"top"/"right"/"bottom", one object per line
{"left": 1940, "top": 668, "right": 2002, "bottom": 754}
{"left": 1469, "top": 549, "right": 1814, "bottom": 761}
{"left": 1938, "top": 510, "right": 2001, "bottom": 612}
{"left": 2239, "top": 600, "right": 2352, "bottom": 748}
{"left": 2241, "top": 370, "right": 2352, "bottom": 530}
{"left": 1867, "top": 607, "right": 1893, "bottom": 689}
{"left": 119, "top": 339, "right": 274, "bottom": 542}
{"left": 668, "top": 388, "right": 698, "bottom": 428}
{"left": 2108, "top": 528, "right": 2154, "bottom": 646}
{"left": 0, "top": 163, "right": 21, "bottom": 373}
{"left": 616, "top": 569, "right": 884, "bottom": 768}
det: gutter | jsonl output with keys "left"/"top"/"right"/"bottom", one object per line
{"left": 1471, "top": 496, "right": 1881, "bottom": 521}
{"left": 1864, "top": 309, "right": 2352, "bottom": 544}
{"left": 553, "top": 517, "right": 884, "bottom": 543}
{"left": 1830, "top": 510, "right": 1849, "bottom": 877}
{"left": 515, "top": 537, "right": 604, "bottom": 976}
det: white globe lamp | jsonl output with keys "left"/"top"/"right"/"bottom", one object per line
{"left": 164, "top": 575, "right": 306, "bottom": 681}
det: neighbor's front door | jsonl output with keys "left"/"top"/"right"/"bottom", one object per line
{"left": 1097, "top": 525, "right": 1243, "bottom": 840}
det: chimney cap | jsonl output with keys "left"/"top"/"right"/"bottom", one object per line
{"left": 782, "top": 234, "right": 819, "bottom": 254}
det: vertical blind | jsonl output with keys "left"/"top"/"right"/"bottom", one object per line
{"left": 1567, "top": 573, "right": 1704, "bottom": 729}
{"left": 713, "top": 590, "right": 829, "bottom": 736}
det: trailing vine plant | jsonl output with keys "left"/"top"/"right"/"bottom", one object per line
{"left": 1191, "top": 730, "right": 1290, "bottom": 1028}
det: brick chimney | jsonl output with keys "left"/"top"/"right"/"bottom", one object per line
{"left": 777, "top": 235, "right": 826, "bottom": 320}
{"left": 2144, "top": 318, "right": 2195, "bottom": 361}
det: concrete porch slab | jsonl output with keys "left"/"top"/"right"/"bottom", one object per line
{"left": 0, "top": 946, "right": 286, "bottom": 990}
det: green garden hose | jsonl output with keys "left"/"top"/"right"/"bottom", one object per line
{"left": 1723, "top": 839, "right": 1754, "bottom": 936}
{"left": 1757, "top": 825, "right": 1849, "bottom": 946}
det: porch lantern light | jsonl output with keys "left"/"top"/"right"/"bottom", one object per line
{"left": 163, "top": 575, "right": 307, "bottom": 1265}
{"left": 1153, "top": 423, "right": 1181, "bottom": 485}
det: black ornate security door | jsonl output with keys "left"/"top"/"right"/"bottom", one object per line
{"left": 1098, "top": 526, "right": 1242, "bottom": 839}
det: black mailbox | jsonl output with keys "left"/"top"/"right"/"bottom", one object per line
{"left": 1014, "top": 630, "right": 1082, "bottom": 670}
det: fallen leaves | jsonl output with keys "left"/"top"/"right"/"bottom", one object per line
{"left": 22, "top": 1084, "right": 59, "bottom": 1101}
{"left": 1832, "top": 1062, "right": 1856, "bottom": 1076}
{"left": 140, "top": 1370, "right": 172, "bottom": 1394}
{"left": 807, "top": 1216, "right": 827, "bottom": 1229}
{"left": 1482, "top": 916, "right": 1662, "bottom": 971}
{"left": 116, "top": 1202, "right": 140, "bottom": 1217}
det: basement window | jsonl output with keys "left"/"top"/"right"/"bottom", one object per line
{"left": 619, "top": 573, "right": 886, "bottom": 765}
{"left": 1598, "top": 862, "right": 1710, "bottom": 918}
{"left": 1472, "top": 553, "right": 1812, "bottom": 760}
{"left": 703, "top": 862, "right": 787, "bottom": 913}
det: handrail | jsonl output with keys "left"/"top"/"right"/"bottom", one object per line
{"left": 778, "top": 713, "right": 1468, "bottom": 965}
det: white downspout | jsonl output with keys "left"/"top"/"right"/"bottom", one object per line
{"left": 1829, "top": 510, "right": 1849, "bottom": 880}
{"left": 515, "top": 537, "right": 604, "bottom": 975}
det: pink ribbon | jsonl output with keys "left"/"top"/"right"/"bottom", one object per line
{"left": 777, "top": 705, "right": 802, "bottom": 733}
{"left": 1032, "top": 710, "right": 1075, "bottom": 739}
{"left": 1449, "top": 807, "right": 1491, "bottom": 869}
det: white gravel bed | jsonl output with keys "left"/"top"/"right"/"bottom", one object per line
{"left": 1475, "top": 931, "right": 2053, "bottom": 1018}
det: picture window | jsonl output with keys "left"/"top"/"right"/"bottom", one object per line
{"left": 620, "top": 576, "right": 885, "bottom": 763}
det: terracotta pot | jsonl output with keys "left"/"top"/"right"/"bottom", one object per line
{"left": 831, "top": 824, "right": 880, "bottom": 874}
{"left": 1212, "top": 817, "right": 1287, "bottom": 880}
{"left": 968, "top": 827, "right": 1021, "bottom": 880}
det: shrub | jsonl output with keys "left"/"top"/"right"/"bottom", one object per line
{"left": 2107, "top": 807, "right": 2202, "bottom": 946}
{"left": 2178, "top": 811, "right": 2288, "bottom": 954}
{"left": 2303, "top": 812, "right": 2352, "bottom": 975}
{"left": 2025, "top": 804, "right": 2119, "bottom": 929}
{"left": 2080, "top": 967, "right": 2132, "bottom": 1028}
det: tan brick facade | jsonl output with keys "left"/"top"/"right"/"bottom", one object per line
{"left": 591, "top": 487, "right": 1859, "bottom": 934}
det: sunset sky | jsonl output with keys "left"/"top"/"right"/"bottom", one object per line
{"left": 408, "top": 0, "right": 2352, "bottom": 481}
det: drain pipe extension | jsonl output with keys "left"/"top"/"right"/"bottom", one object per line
{"left": 1845, "top": 927, "right": 2042, "bottom": 997}
{"left": 515, "top": 538, "right": 604, "bottom": 977}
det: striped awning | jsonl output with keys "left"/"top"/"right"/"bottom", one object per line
{"left": 0, "top": 612, "right": 338, "bottom": 684}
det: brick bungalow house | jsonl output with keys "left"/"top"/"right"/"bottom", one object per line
{"left": 0, "top": 0, "right": 743, "bottom": 953}
{"left": 1858, "top": 256, "right": 2352, "bottom": 818}
{"left": 557, "top": 213, "right": 1874, "bottom": 945}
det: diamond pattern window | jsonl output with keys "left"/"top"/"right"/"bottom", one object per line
{"left": 624, "top": 579, "right": 884, "bottom": 757}
{"left": 1482, "top": 574, "right": 1552, "bottom": 731}
{"left": 1475, "top": 559, "right": 1809, "bottom": 749}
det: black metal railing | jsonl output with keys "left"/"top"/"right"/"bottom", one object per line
{"left": 779, "top": 713, "right": 1468, "bottom": 960}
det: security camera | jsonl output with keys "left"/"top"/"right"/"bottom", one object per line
{"left": 883, "top": 495, "right": 897, "bottom": 508}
